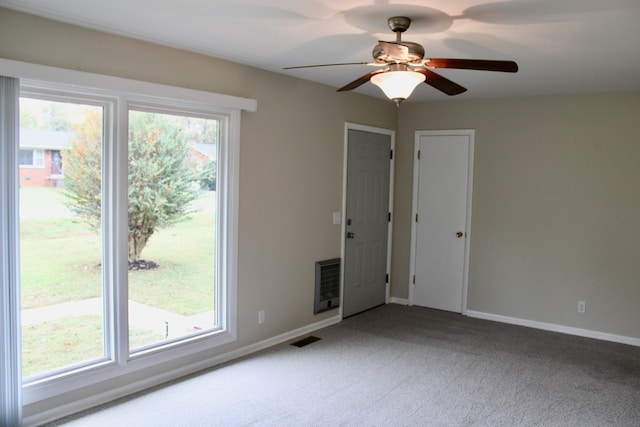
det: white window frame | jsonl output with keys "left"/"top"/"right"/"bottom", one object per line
{"left": 18, "top": 148, "right": 44, "bottom": 167}
{"left": 19, "top": 89, "right": 116, "bottom": 384}
{"left": 125, "top": 102, "right": 231, "bottom": 356}
{"left": 0, "top": 59, "right": 256, "bottom": 414}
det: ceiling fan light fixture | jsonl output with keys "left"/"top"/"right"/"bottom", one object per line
{"left": 285, "top": 16, "right": 517, "bottom": 100}
{"left": 371, "top": 70, "right": 426, "bottom": 105}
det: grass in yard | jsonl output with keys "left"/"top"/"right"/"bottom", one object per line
{"left": 22, "top": 315, "right": 163, "bottom": 378}
{"left": 20, "top": 187, "right": 216, "bottom": 376}
{"left": 20, "top": 188, "right": 102, "bottom": 308}
{"left": 20, "top": 188, "right": 216, "bottom": 314}
{"left": 20, "top": 186, "right": 70, "bottom": 206}
{"left": 128, "top": 211, "right": 215, "bottom": 315}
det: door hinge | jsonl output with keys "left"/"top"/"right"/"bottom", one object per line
{"left": 417, "top": 150, "right": 421, "bottom": 160}
{"left": 390, "top": 149, "right": 393, "bottom": 160}
{"left": 415, "top": 213, "right": 418, "bottom": 222}
{"left": 412, "top": 275, "right": 416, "bottom": 284}
{"left": 388, "top": 212, "right": 391, "bottom": 222}
{"left": 385, "top": 274, "right": 389, "bottom": 283}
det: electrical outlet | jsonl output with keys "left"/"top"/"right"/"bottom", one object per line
{"left": 258, "top": 310, "right": 265, "bottom": 324}
{"left": 577, "top": 301, "right": 586, "bottom": 314}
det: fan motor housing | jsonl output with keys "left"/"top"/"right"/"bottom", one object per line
{"left": 372, "top": 41, "right": 425, "bottom": 64}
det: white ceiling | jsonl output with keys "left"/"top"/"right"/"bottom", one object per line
{"left": 2, "top": 0, "right": 640, "bottom": 102}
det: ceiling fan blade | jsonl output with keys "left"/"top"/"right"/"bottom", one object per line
{"left": 337, "top": 70, "right": 385, "bottom": 92}
{"left": 283, "top": 62, "right": 378, "bottom": 70}
{"left": 424, "top": 58, "right": 518, "bottom": 72}
{"left": 414, "top": 68, "right": 467, "bottom": 96}
{"left": 379, "top": 41, "right": 409, "bottom": 61}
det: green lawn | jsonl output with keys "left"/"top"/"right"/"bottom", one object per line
{"left": 22, "top": 315, "right": 163, "bottom": 378}
{"left": 128, "top": 210, "right": 216, "bottom": 316}
{"left": 20, "top": 187, "right": 216, "bottom": 314}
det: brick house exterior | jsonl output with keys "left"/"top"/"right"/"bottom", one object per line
{"left": 19, "top": 129, "right": 71, "bottom": 188}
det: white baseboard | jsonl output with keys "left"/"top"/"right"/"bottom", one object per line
{"left": 390, "top": 297, "right": 409, "bottom": 305}
{"left": 466, "top": 310, "right": 640, "bottom": 347}
{"left": 25, "top": 315, "right": 342, "bottom": 427}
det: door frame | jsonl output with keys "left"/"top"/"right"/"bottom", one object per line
{"left": 340, "top": 122, "right": 395, "bottom": 318}
{"left": 408, "top": 129, "right": 474, "bottom": 314}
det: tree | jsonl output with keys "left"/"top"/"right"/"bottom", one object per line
{"left": 42, "top": 102, "right": 71, "bottom": 131}
{"left": 63, "top": 109, "right": 102, "bottom": 230}
{"left": 200, "top": 160, "right": 217, "bottom": 191}
{"left": 127, "top": 111, "right": 199, "bottom": 263}
{"left": 19, "top": 109, "right": 39, "bottom": 129}
{"left": 64, "top": 110, "right": 200, "bottom": 265}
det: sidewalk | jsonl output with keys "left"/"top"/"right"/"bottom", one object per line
{"left": 21, "top": 298, "right": 215, "bottom": 339}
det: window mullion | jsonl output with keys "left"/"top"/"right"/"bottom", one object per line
{"left": 111, "top": 97, "right": 130, "bottom": 364}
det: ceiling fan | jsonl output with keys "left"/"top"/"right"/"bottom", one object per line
{"left": 284, "top": 16, "right": 518, "bottom": 105}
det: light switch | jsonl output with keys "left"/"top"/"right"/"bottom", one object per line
{"left": 332, "top": 212, "right": 341, "bottom": 225}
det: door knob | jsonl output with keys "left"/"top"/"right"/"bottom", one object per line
{"left": 346, "top": 232, "right": 355, "bottom": 239}
{"left": 456, "top": 231, "right": 464, "bottom": 238}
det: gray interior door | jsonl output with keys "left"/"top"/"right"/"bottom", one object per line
{"left": 343, "top": 129, "right": 391, "bottom": 318}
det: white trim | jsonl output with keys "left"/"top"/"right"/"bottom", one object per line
{"left": 408, "top": 130, "right": 474, "bottom": 314}
{"left": 341, "top": 123, "right": 395, "bottom": 317}
{"left": 408, "top": 136, "right": 420, "bottom": 307}
{"left": 390, "top": 297, "right": 409, "bottom": 305}
{"left": 462, "top": 133, "right": 474, "bottom": 314}
{"left": 24, "top": 314, "right": 341, "bottom": 426}
{"left": 467, "top": 310, "right": 640, "bottom": 347}
{"left": 0, "top": 59, "right": 257, "bottom": 112}
{"left": 113, "top": 96, "right": 129, "bottom": 365}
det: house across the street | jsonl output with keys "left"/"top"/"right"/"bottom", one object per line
{"left": 19, "top": 129, "right": 71, "bottom": 188}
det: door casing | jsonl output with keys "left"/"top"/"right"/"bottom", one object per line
{"left": 409, "top": 129, "right": 474, "bottom": 313}
{"left": 341, "top": 122, "right": 395, "bottom": 318}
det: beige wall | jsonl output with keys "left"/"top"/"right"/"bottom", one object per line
{"left": 0, "top": 7, "right": 398, "bottom": 418}
{"left": 395, "top": 94, "right": 640, "bottom": 338}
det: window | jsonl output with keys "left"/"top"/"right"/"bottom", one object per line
{"left": 18, "top": 149, "right": 44, "bottom": 167}
{"left": 20, "top": 97, "right": 106, "bottom": 380}
{"left": 0, "top": 60, "right": 253, "bottom": 421}
{"left": 16, "top": 88, "right": 235, "bottom": 386}
{"left": 19, "top": 97, "right": 224, "bottom": 373}
{"left": 126, "top": 108, "right": 221, "bottom": 353}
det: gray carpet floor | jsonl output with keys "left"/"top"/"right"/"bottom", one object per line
{"left": 49, "top": 304, "right": 640, "bottom": 426}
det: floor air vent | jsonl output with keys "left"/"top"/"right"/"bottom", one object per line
{"left": 314, "top": 258, "right": 340, "bottom": 314}
{"left": 291, "top": 336, "right": 321, "bottom": 348}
